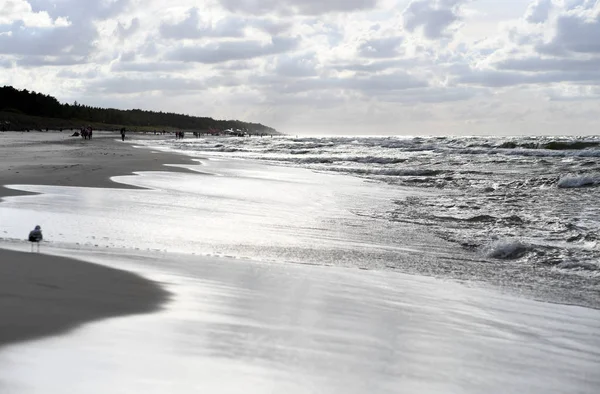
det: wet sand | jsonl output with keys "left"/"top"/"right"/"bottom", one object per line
{"left": 0, "top": 131, "right": 186, "bottom": 347}
{"left": 0, "top": 131, "right": 197, "bottom": 198}
{"left": 0, "top": 249, "right": 168, "bottom": 347}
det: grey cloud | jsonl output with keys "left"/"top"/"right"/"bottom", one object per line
{"left": 160, "top": 8, "right": 245, "bottom": 39}
{"left": 537, "top": 9, "right": 600, "bottom": 54}
{"left": 344, "top": 72, "right": 428, "bottom": 92}
{"left": 217, "top": 0, "right": 378, "bottom": 15}
{"left": 563, "top": 0, "right": 595, "bottom": 11}
{"left": 204, "top": 75, "right": 244, "bottom": 88}
{"left": 548, "top": 95, "right": 600, "bottom": 102}
{"left": 216, "top": 60, "right": 256, "bottom": 70}
{"left": 0, "top": 21, "right": 96, "bottom": 57}
{"left": 548, "top": 87, "right": 600, "bottom": 101}
{"left": 457, "top": 68, "right": 600, "bottom": 87}
{"left": 120, "top": 51, "right": 137, "bottom": 62}
{"left": 375, "top": 86, "right": 486, "bottom": 104}
{"left": 167, "top": 36, "right": 299, "bottom": 63}
{"left": 496, "top": 56, "right": 600, "bottom": 73}
{"left": 333, "top": 59, "right": 404, "bottom": 73}
{"left": 525, "top": 0, "right": 553, "bottom": 24}
{"left": 275, "top": 53, "right": 318, "bottom": 77}
{"left": 333, "top": 58, "right": 424, "bottom": 73}
{"left": 403, "top": 0, "right": 466, "bottom": 39}
{"left": 262, "top": 91, "right": 345, "bottom": 108}
{"left": 27, "top": 0, "right": 130, "bottom": 21}
{"left": 0, "top": 57, "right": 13, "bottom": 68}
{"left": 303, "top": 20, "right": 345, "bottom": 46}
{"left": 110, "top": 61, "right": 191, "bottom": 73}
{"left": 250, "top": 18, "right": 292, "bottom": 35}
{"left": 358, "top": 36, "right": 404, "bottom": 58}
{"left": 16, "top": 55, "right": 87, "bottom": 67}
{"left": 57, "top": 69, "right": 99, "bottom": 79}
{"left": 141, "top": 40, "right": 159, "bottom": 57}
{"left": 0, "top": 0, "right": 132, "bottom": 65}
{"left": 86, "top": 76, "right": 206, "bottom": 94}
{"left": 253, "top": 71, "right": 427, "bottom": 95}
{"left": 116, "top": 18, "right": 140, "bottom": 40}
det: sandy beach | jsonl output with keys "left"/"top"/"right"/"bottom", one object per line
{"left": 0, "top": 249, "right": 168, "bottom": 347}
{"left": 1, "top": 131, "right": 599, "bottom": 393}
{"left": 0, "top": 131, "right": 196, "bottom": 198}
{"left": 0, "top": 131, "right": 189, "bottom": 346}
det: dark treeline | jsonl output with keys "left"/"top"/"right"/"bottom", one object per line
{"left": 0, "top": 86, "right": 278, "bottom": 134}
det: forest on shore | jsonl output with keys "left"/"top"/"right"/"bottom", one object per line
{"left": 0, "top": 86, "right": 278, "bottom": 134}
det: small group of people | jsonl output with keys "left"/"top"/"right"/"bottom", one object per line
{"left": 175, "top": 131, "right": 185, "bottom": 139}
{"left": 81, "top": 126, "right": 93, "bottom": 140}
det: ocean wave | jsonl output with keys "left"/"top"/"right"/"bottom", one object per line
{"left": 330, "top": 167, "right": 444, "bottom": 177}
{"left": 556, "top": 261, "right": 600, "bottom": 271}
{"left": 557, "top": 174, "right": 600, "bottom": 188}
{"left": 455, "top": 147, "right": 600, "bottom": 158}
{"left": 262, "top": 155, "right": 410, "bottom": 165}
{"left": 484, "top": 239, "right": 529, "bottom": 260}
{"left": 543, "top": 141, "right": 600, "bottom": 150}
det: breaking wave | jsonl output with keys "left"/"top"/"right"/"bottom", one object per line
{"left": 557, "top": 174, "right": 600, "bottom": 188}
{"left": 484, "top": 240, "right": 529, "bottom": 260}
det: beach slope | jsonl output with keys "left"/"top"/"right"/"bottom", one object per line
{"left": 0, "top": 249, "right": 168, "bottom": 347}
{"left": 0, "top": 131, "right": 197, "bottom": 198}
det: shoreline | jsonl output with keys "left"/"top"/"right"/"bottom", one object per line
{"left": 2, "top": 133, "right": 600, "bottom": 393}
{"left": 2, "top": 131, "right": 599, "bottom": 311}
{"left": 0, "top": 130, "right": 198, "bottom": 199}
{"left": 0, "top": 131, "right": 192, "bottom": 348}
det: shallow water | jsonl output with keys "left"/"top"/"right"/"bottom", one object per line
{"left": 132, "top": 136, "right": 600, "bottom": 307}
{"left": 1, "top": 152, "right": 600, "bottom": 393}
{"left": 0, "top": 246, "right": 599, "bottom": 394}
{"left": 141, "top": 135, "right": 600, "bottom": 266}
{"left": 1, "top": 153, "right": 598, "bottom": 307}
{"left": 0, "top": 157, "right": 453, "bottom": 266}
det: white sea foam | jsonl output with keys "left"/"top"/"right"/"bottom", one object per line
{"left": 484, "top": 239, "right": 529, "bottom": 260}
{"left": 556, "top": 261, "right": 600, "bottom": 271}
{"left": 557, "top": 175, "right": 600, "bottom": 188}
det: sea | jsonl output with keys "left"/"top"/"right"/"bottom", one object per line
{"left": 135, "top": 134, "right": 600, "bottom": 308}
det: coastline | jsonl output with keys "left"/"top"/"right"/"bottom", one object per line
{"left": 0, "top": 131, "right": 186, "bottom": 348}
{"left": 1, "top": 132, "right": 600, "bottom": 393}
{"left": 0, "top": 131, "right": 198, "bottom": 198}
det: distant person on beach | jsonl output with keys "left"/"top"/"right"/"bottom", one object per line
{"left": 28, "top": 225, "right": 43, "bottom": 252}
{"left": 121, "top": 128, "right": 126, "bottom": 141}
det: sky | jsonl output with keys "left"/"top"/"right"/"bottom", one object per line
{"left": 0, "top": 0, "right": 599, "bottom": 135}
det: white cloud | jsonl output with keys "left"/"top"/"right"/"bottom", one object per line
{"left": 87, "top": 76, "right": 207, "bottom": 94}
{"left": 403, "top": 0, "right": 470, "bottom": 39}
{"left": 274, "top": 52, "right": 320, "bottom": 77}
{"left": 537, "top": 2, "right": 600, "bottom": 54}
{"left": 357, "top": 36, "right": 404, "bottom": 58}
{"left": 0, "top": 0, "right": 70, "bottom": 27}
{"left": 1, "top": 0, "right": 599, "bottom": 135}
{"left": 116, "top": 17, "right": 141, "bottom": 40}
{"left": 525, "top": 0, "right": 553, "bottom": 23}
{"left": 216, "top": 0, "right": 380, "bottom": 15}
{"left": 160, "top": 7, "right": 247, "bottom": 39}
{"left": 166, "top": 36, "right": 300, "bottom": 63}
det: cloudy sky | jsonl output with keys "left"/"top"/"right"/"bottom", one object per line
{"left": 1, "top": 0, "right": 599, "bottom": 135}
